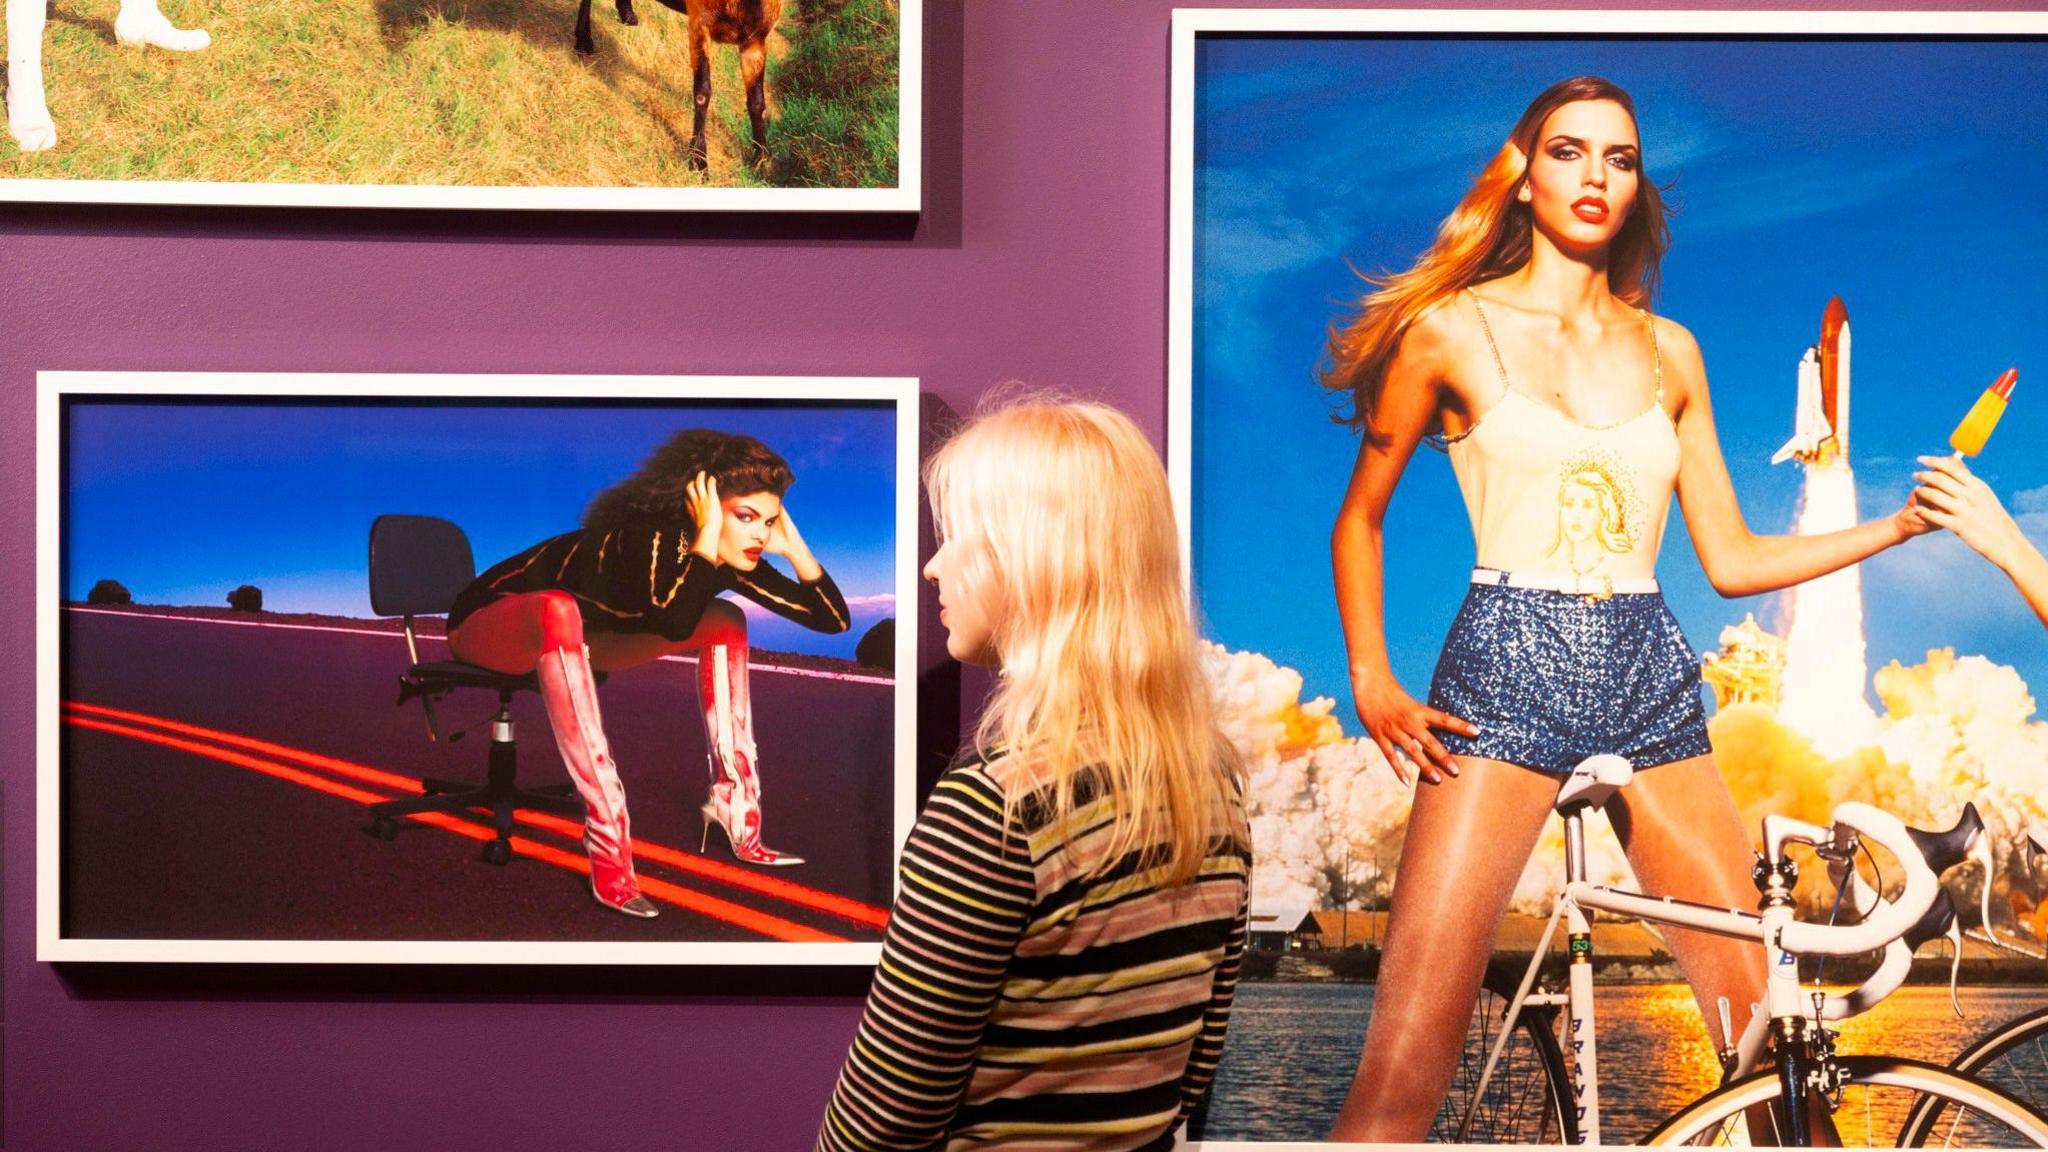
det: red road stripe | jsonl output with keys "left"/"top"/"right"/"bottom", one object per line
{"left": 65, "top": 713, "right": 841, "bottom": 943}
{"left": 64, "top": 699, "right": 891, "bottom": 929}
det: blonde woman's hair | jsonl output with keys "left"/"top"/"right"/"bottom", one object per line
{"left": 1321, "top": 75, "right": 1672, "bottom": 445}
{"left": 924, "top": 391, "right": 1243, "bottom": 885}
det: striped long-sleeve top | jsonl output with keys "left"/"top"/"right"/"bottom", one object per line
{"left": 816, "top": 749, "right": 1252, "bottom": 1152}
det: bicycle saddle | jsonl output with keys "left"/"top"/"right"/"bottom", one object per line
{"left": 1555, "top": 753, "right": 1632, "bottom": 812}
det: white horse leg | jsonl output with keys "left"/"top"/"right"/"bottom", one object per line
{"left": 6, "top": 0, "right": 57, "bottom": 151}
{"left": 113, "top": 0, "right": 209, "bottom": 51}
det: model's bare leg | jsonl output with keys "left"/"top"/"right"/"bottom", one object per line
{"left": 1329, "top": 756, "right": 1561, "bottom": 1142}
{"left": 1612, "top": 753, "right": 1835, "bottom": 1145}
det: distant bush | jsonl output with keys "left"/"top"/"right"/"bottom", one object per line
{"left": 855, "top": 618, "right": 894, "bottom": 670}
{"left": 226, "top": 585, "right": 264, "bottom": 612}
{"left": 87, "top": 580, "right": 132, "bottom": 605}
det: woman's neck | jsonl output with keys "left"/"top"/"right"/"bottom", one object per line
{"left": 1503, "top": 232, "right": 1616, "bottom": 319}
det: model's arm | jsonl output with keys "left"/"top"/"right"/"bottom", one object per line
{"left": 1332, "top": 307, "right": 1479, "bottom": 785}
{"left": 1913, "top": 453, "right": 2048, "bottom": 627}
{"left": 815, "top": 767, "right": 1035, "bottom": 1152}
{"left": 1664, "top": 319, "right": 1933, "bottom": 598}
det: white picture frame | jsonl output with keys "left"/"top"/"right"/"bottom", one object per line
{"left": 39, "top": 371, "right": 920, "bottom": 964}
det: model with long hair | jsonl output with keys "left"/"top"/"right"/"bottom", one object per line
{"left": 446, "top": 428, "right": 850, "bottom": 918}
{"left": 1322, "top": 76, "right": 1935, "bottom": 1140}
{"left": 815, "top": 396, "right": 1251, "bottom": 1151}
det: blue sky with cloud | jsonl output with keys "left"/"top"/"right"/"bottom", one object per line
{"left": 65, "top": 400, "right": 899, "bottom": 659}
{"left": 1192, "top": 35, "right": 2048, "bottom": 726}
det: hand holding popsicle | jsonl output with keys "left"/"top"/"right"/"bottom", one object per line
{"left": 1949, "top": 368, "right": 2017, "bottom": 456}
{"left": 1913, "top": 454, "right": 2048, "bottom": 628}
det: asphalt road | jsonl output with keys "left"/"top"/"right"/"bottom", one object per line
{"left": 59, "top": 607, "right": 898, "bottom": 946}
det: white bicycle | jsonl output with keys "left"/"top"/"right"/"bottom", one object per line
{"left": 1438, "top": 755, "right": 2048, "bottom": 1147}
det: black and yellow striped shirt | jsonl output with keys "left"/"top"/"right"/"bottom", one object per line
{"left": 817, "top": 752, "right": 1251, "bottom": 1151}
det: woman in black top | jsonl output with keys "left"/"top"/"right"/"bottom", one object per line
{"left": 447, "top": 429, "right": 851, "bottom": 917}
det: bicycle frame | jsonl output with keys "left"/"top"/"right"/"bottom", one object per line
{"left": 1468, "top": 802, "right": 1914, "bottom": 1145}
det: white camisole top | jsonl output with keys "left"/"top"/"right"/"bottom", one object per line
{"left": 1444, "top": 289, "right": 1682, "bottom": 588}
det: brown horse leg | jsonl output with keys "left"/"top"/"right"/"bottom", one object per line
{"left": 688, "top": 23, "right": 712, "bottom": 170}
{"left": 739, "top": 37, "right": 768, "bottom": 163}
{"left": 615, "top": 0, "right": 636, "bottom": 26}
{"left": 573, "top": 0, "right": 596, "bottom": 56}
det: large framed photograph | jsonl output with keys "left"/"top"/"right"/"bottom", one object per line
{"left": 2, "top": 0, "right": 919, "bottom": 210}
{"left": 39, "top": 372, "right": 918, "bottom": 965}
{"left": 1170, "top": 9, "right": 2048, "bottom": 1147}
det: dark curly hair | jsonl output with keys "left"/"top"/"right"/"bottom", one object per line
{"left": 582, "top": 429, "right": 794, "bottom": 531}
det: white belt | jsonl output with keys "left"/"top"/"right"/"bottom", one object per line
{"left": 1471, "top": 567, "right": 1660, "bottom": 599}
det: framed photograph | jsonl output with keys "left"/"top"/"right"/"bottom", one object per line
{"left": 1170, "top": 9, "right": 2048, "bottom": 1147}
{"left": 39, "top": 372, "right": 918, "bottom": 965}
{"left": 1, "top": 0, "right": 919, "bottom": 210}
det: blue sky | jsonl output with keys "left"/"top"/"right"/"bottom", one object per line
{"left": 1192, "top": 36, "right": 2048, "bottom": 726}
{"left": 64, "top": 400, "right": 899, "bottom": 659}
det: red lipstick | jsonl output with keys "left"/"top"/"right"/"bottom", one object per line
{"left": 1572, "top": 196, "right": 1608, "bottom": 224}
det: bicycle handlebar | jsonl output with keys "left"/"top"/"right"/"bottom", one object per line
{"left": 1775, "top": 803, "right": 1945, "bottom": 957}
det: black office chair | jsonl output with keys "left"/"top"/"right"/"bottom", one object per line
{"left": 366, "top": 514, "right": 588, "bottom": 865}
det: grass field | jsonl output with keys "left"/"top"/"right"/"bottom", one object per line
{"left": 4, "top": 0, "right": 899, "bottom": 187}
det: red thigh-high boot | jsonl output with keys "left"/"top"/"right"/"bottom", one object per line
{"left": 536, "top": 644, "right": 658, "bottom": 917}
{"left": 696, "top": 641, "right": 804, "bottom": 866}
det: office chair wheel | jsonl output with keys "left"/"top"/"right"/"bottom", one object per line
{"left": 371, "top": 816, "right": 400, "bottom": 841}
{"left": 481, "top": 839, "right": 513, "bottom": 866}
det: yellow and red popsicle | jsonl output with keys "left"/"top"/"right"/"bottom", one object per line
{"left": 1949, "top": 368, "right": 2017, "bottom": 457}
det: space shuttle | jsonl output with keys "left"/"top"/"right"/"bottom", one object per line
{"left": 1773, "top": 297, "right": 1850, "bottom": 466}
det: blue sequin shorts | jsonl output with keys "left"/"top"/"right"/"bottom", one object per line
{"left": 1426, "top": 576, "right": 1712, "bottom": 776}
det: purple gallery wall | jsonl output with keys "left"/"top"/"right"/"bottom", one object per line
{"left": 0, "top": 1, "right": 2023, "bottom": 1148}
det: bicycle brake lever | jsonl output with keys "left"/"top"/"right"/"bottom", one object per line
{"left": 1946, "top": 915, "right": 1965, "bottom": 1019}
{"left": 1971, "top": 831, "right": 2000, "bottom": 953}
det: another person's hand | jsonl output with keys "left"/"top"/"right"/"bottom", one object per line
{"left": 687, "top": 472, "right": 724, "bottom": 563}
{"left": 1350, "top": 672, "right": 1476, "bottom": 786}
{"left": 1913, "top": 455, "right": 2029, "bottom": 567}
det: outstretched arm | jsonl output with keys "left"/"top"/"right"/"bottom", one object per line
{"left": 1664, "top": 319, "right": 1933, "bottom": 598}
{"left": 1913, "top": 454, "right": 2048, "bottom": 627}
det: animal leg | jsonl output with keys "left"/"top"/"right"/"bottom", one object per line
{"left": 573, "top": 0, "right": 594, "bottom": 56}
{"left": 113, "top": 0, "right": 210, "bottom": 51}
{"left": 739, "top": 36, "right": 767, "bottom": 163}
{"left": 614, "top": 0, "right": 635, "bottom": 26}
{"left": 687, "top": 25, "right": 710, "bottom": 170}
{"left": 6, "top": 0, "right": 57, "bottom": 151}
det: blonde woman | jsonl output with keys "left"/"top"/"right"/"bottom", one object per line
{"left": 815, "top": 397, "right": 1252, "bottom": 1152}
{"left": 1322, "top": 76, "right": 1934, "bottom": 1140}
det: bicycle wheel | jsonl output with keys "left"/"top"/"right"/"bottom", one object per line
{"left": 1901, "top": 1007, "right": 2048, "bottom": 1146}
{"left": 1432, "top": 966, "right": 1574, "bottom": 1143}
{"left": 1646, "top": 1056, "right": 2048, "bottom": 1147}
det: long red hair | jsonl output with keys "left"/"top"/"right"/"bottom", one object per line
{"left": 1320, "top": 76, "right": 1672, "bottom": 442}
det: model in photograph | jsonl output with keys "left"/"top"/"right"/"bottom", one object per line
{"left": 815, "top": 397, "right": 1251, "bottom": 1152}
{"left": 1321, "top": 76, "right": 1936, "bottom": 1140}
{"left": 447, "top": 428, "right": 850, "bottom": 917}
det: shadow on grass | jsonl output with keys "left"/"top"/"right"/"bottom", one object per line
{"left": 44, "top": 0, "right": 118, "bottom": 46}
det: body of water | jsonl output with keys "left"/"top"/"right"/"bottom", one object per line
{"left": 1202, "top": 983, "right": 2048, "bottom": 1144}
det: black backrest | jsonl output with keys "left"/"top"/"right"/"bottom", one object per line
{"left": 369, "top": 515, "right": 477, "bottom": 618}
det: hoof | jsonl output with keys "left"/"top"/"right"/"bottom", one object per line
{"left": 10, "top": 118, "right": 57, "bottom": 153}
{"left": 574, "top": 35, "right": 595, "bottom": 56}
{"left": 616, "top": 1, "right": 637, "bottom": 25}
{"left": 113, "top": 10, "right": 211, "bottom": 51}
